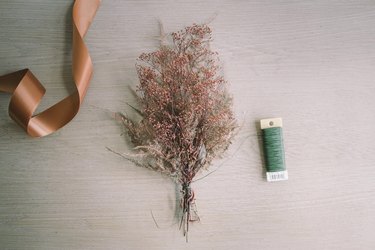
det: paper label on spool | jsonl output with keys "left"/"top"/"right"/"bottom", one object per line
{"left": 260, "top": 117, "right": 282, "bottom": 129}
{"left": 266, "top": 170, "right": 288, "bottom": 182}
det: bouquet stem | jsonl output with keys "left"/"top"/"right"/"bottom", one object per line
{"left": 180, "top": 182, "right": 197, "bottom": 242}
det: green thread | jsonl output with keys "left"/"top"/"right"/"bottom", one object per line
{"left": 262, "top": 127, "right": 285, "bottom": 172}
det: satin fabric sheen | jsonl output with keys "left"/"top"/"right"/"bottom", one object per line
{"left": 0, "top": 0, "right": 100, "bottom": 137}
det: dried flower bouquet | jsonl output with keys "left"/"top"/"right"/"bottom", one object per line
{"left": 116, "top": 23, "right": 237, "bottom": 239}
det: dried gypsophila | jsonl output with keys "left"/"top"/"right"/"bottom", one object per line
{"left": 116, "top": 23, "right": 237, "bottom": 241}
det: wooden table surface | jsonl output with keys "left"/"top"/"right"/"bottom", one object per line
{"left": 1, "top": 0, "right": 375, "bottom": 249}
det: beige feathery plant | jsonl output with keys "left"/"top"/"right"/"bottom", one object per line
{"left": 116, "top": 23, "right": 237, "bottom": 240}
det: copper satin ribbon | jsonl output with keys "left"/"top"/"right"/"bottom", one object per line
{"left": 0, "top": 0, "right": 100, "bottom": 137}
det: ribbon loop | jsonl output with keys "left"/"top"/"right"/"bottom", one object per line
{"left": 0, "top": 0, "right": 100, "bottom": 137}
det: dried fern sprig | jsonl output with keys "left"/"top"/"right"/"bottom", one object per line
{"left": 119, "top": 23, "right": 237, "bottom": 240}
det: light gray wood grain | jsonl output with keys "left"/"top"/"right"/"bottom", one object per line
{"left": 1, "top": 0, "right": 375, "bottom": 249}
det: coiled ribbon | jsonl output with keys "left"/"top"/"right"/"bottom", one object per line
{"left": 0, "top": 0, "right": 100, "bottom": 137}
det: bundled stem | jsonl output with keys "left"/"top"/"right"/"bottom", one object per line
{"left": 179, "top": 182, "right": 194, "bottom": 240}
{"left": 118, "top": 23, "right": 237, "bottom": 240}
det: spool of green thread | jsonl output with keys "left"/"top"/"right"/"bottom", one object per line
{"left": 260, "top": 118, "right": 288, "bottom": 182}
